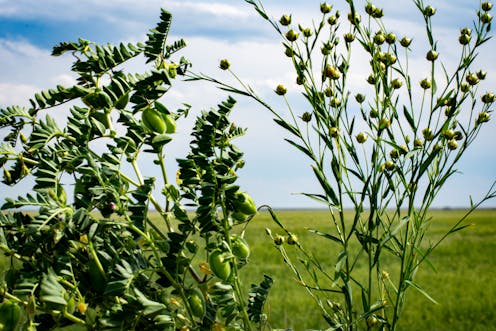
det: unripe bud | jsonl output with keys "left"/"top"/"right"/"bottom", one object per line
{"left": 356, "top": 132, "right": 368, "bottom": 143}
{"left": 287, "top": 233, "right": 298, "bottom": 245}
{"left": 324, "top": 65, "right": 341, "bottom": 80}
{"left": 296, "top": 75, "right": 306, "bottom": 85}
{"left": 400, "top": 37, "right": 412, "bottom": 47}
{"left": 477, "top": 70, "right": 487, "bottom": 80}
{"left": 330, "top": 97, "right": 341, "bottom": 108}
{"left": 476, "top": 111, "right": 490, "bottom": 124}
{"left": 420, "top": 78, "right": 432, "bottom": 89}
{"left": 286, "top": 29, "right": 299, "bottom": 42}
{"left": 459, "top": 33, "right": 471, "bottom": 45}
{"left": 285, "top": 46, "right": 294, "bottom": 57}
{"left": 280, "top": 14, "right": 292, "bottom": 26}
{"left": 386, "top": 33, "right": 397, "bottom": 44}
{"left": 447, "top": 139, "right": 458, "bottom": 150}
{"left": 302, "top": 112, "right": 312, "bottom": 122}
{"left": 275, "top": 84, "right": 287, "bottom": 96}
{"left": 443, "top": 129, "right": 456, "bottom": 140}
{"left": 461, "top": 27, "right": 472, "bottom": 36}
{"left": 219, "top": 59, "right": 230, "bottom": 70}
{"left": 482, "top": 2, "right": 493, "bottom": 11}
{"left": 481, "top": 12, "right": 493, "bottom": 24}
{"left": 274, "top": 235, "right": 285, "bottom": 245}
{"left": 302, "top": 27, "right": 313, "bottom": 38}
{"left": 348, "top": 12, "right": 361, "bottom": 24}
{"left": 379, "top": 118, "right": 391, "bottom": 130}
{"left": 373, "top": 8, "right": 384, "bottom": 18}
{"left": 383, "top": 52, "right": 397, "bottom": 65}
{"left": 454, "top": 131, "right": 463, "bottom": 141}
{"left": 414, "top": 138, "right": 423, "bottom": 147}
{"left": 426, "top": 50, "right": 439, "bottom": 61}
{"left": 367, "top": 74, "right": 377, "bottom": 85}
{"left": 328, "top": 15, "right": 338, "bottom": 25}
{"left": 344, "top": 33, "right": 355, "bottom": 43}
{"left": 460, "top": 83, "right": 470, "bottom": 93}
{"left": 391, "top": 78, "right": 403, "bottom": 89}
{"left": 330, "top": 127, "right": 339, "bottom": 138}
{"left": 390, "top": 149, "right": 399, "bottom": 160}
{"left": 482, "top": 92, "right": 496, "bottom": 103}
{"left": 422, "top": 128, "right": 434, "bottom": 141}
{"left": 424, "top": 6, "right": 436, "bottom": 17}
{"left": 321, "top": 42, "right": 332, "bottom": 55}
{"left": 374, "top": 32, "right": 386, "bottom": 45}
{"left": 385, "top": 160, "right": 395, "bottom": 171}
{"left": 370, "top": 109, "right": 379, "bottom": 118}
{"left": 321, "top": 3, "right": 332, "bottom": 14}
{"left": 365, "top": 3, "right": 377, "bottom": 15}
{"left": 325, "top": 87, "right": 334, "bottom": 97}
{"left": 355, "top": 93, "right": 366, "bottom": 103}
{"left": 466, "top": 73, "right": 480, "bottom": 86}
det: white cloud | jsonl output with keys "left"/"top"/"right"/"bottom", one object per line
{"left": 0, "top": 83, "right": 38, "bottom": 106}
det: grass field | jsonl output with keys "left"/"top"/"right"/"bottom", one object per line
{"left": 1, "top": 209, "right": 494, "bottom": 330}
{"left": 238, "top": 209, "right": 496, "bottom": 330}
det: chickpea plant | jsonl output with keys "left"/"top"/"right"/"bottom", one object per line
{"left": 192, "top": 0, "right": 496, "bottom": 330}
{"left": 0, "top": 9, "right": 272, "bottom": 331}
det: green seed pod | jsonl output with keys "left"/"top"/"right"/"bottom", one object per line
{"left": 231, "top": 235, "right": 250, "bottom": 259}
{"left": 400, "top": 37, "right": 412, "bottom": 47}
{"left": 369, "top": 109, "right": 379, "bottom": 118}
{"left": 285, "top": 29, "right": 299, "bottom": 42}
{"left": 386, "top": 33, "right": 397, "bottom": 44}
{"left": 0, "top": 300, "right": 22, "bottom": 331}
{"left": 233, "top": 191, "right": 257, "bottom": 215}
{"left": 420, "top": 78, "right": 432, "bottom": 89}
{"left": 356, "top": 132, "right": 368, "bottom": 144}
{"left": 142, "top": 107, "right": 166, "bottom": 134}
{"left": 482, "top": 2, "right": 493, "bottom": 11}
{"left": 275, "top": 84, "right": 287, "bottom": 96}
{"left": 219, "top": 59, "right": 230, "bottom": 70}
{"left": 321, "top": 3, "right": 332, "bottom": 14}
{"left": 355, "top": 93, "right": 365, "bottom": 103}
{"left": 164, "top": 115, "right": 176, "bottom": 134}
{"left": 209, "top": 250, "right": 231, "bottom": 281}
{"left": 426, "top": 50, "right": 439, "bottom": 61}
{"left": 187, "top": 288, "right": 206, "bottom": 319}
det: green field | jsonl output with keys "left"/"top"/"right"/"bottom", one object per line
{"left": 238, "top": 209, "right": 496, "bottom": 330}
{"left": 1, "top": 209, "right": 495, "bottom": 330}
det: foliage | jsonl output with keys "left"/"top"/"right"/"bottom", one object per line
{"left": 191, "top": 0, "right": 496, "bottom": 330}
{"left": 0, "top": 9, "right": 271, "bottom": 331}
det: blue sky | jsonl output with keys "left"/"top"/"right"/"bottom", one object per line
{"left": 1, "top": 0, "right": 495, "bottom": 208}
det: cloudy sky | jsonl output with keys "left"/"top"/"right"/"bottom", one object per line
{"left": 1, "top": 0, "right": 495, "bottom": 209}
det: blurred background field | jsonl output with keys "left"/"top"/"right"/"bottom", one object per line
{"left": 1, "top": 209, "right": 494, "bottom": 330}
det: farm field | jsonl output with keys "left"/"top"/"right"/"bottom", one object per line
{"left": 1, "top": 209, "right": 494, "bottom": 330}
{"left": 228, "top": 208, "right": 496, "bottom": 331}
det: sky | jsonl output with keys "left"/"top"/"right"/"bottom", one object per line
{"left": 0, "top": 0, "right": 495, "bottom": 209}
